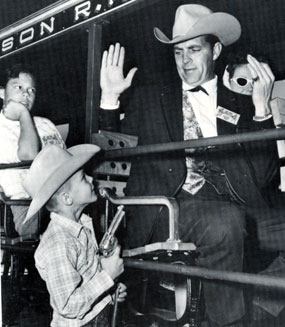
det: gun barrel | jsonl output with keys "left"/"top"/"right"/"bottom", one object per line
{"left": 107, "top": 205, "right": 125, "bottom": 235}
{"left": 99, "top": 204, "right": 125, "bottom": 255}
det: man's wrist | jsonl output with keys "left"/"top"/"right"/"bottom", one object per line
{"left": 253, "top": 101, "right": 272, "bottom": 121}
{"left": 101, "top": 92, "right": 120, "bottom": 108}
{"left": 254, "top": 101, "right": 271, "bottom": 116}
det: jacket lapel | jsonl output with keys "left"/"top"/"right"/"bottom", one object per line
{"left": 217, "top": 83, "right": 256, "bottom": 135}
{"left": 216, "top": 84, "right": 239, "bottom": 135}
{"left": 160, "top": 83, "right": 184, "bottom": 142}
{"left": 160, "top": 81, "right": 252, "bottom": 140}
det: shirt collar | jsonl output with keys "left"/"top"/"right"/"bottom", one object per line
{"left": 50, "top": 212, "right": 92, "bottom": 238}
{"left": 182, "top": 75, "right": 218, "bottom": 96}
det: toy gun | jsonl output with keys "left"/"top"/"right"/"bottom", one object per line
{"left": 98, "top": 205, "right": 125, "bottom": 257}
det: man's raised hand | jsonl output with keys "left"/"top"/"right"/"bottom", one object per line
{"left": 100, "top": 43, "right": 137, "bottom": 106}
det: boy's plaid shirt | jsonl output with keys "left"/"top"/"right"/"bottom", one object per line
{"left": 35, "top": 213, "right": 114, "bottom": 326}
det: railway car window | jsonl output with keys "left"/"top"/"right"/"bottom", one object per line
{"left": 0, "top": 29, "right": 88, "bottom": 146}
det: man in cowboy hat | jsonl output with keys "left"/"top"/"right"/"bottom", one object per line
{"left": 99, "top": 4, "right": 285, "bottom": 326}
{"left": 22, "top": 144, "right": 127, "bottom": 326}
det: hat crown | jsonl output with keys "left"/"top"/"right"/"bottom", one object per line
{"left": 173, "top": 4, "right": 213, "bottom": 39}
{"left": 22, "top": 144, "right": 100, "bottom": 222}
{"left": 154, "top": 4, "right": 241, "bottom": 46}
{"left": 23, "top": 145, "right": 72, "bottom": 198}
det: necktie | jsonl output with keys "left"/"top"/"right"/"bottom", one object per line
{"left": 183, "top": 90, "right": 203, "bottom": 140}
{"left": 188, "top": 86, "right": 209, "bottom": 96}
{"left": 182, "top": 90, "right": 205, "bottom": 195}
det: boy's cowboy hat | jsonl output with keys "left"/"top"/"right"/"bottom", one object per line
{"left": 154, "top": 4, "right": 241, "bottom": 46}
{"left": 22, "top": 144, "right": 100, "bottom": 223}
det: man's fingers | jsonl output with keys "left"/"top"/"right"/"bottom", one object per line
{"left": 118, "top": 46, "right": 125, "bottom": 68}
{"left": 101, "top": 50, "right": 107, "bottom": 68}
{"left": 107, "top": 44, "right": 115, "bottom": 66}
{"left": 261, "top": 63, "right": 275, "bottom": 82}
{"left": 247, "top": 64, "right": 257, "bottom": 79}
{"left": 254, "top": 62, "right": 273, "bottom": 82}
{"left": 247, "top": 55, "right": 264, "bottom": 79}
{"left": 113, "top": 43, "right": 121, "bottom": 66}
{"left": 247, "top": 55, "right": 275, "bottom": 83}
{"left": 125, "top": 67, "right": 138, "bottom": 86}
{"left": 247, "top": 60, "right": 258, "bottom": 80}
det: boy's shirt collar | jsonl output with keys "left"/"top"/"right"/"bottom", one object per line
{"left": 50, "top": 212, "right": 93, "bottom": 238}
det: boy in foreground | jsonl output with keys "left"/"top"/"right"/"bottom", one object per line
{"left": 22, "top": 144, "right": 126, "bottom": 327}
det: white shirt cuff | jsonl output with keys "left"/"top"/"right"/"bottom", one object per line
{"left": 100, "top": 100, "right": 120, "bottom": 110}
{"left": 253, "top": 114, "right": 272, "bottom": 122}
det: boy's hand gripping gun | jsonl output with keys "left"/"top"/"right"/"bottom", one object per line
{"left": 98, "top": 205, "right": 125, "bottom": 257}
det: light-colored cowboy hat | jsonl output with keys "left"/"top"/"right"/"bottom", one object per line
{"left": 22, "top": 144, "right": 100, "bottom": 223}
{"left": 154, "top": 4, "right": 241, "bottom": 46}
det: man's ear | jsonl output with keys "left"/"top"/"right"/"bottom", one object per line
{"left": 0, "top": 87, "right": 5, "bottom": 100}
{"left": 213, "top": 42, "right": 222, "bottom": 61}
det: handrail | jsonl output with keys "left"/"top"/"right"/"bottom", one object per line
{"left": 99, "top": 187, "right": 180, "bottom": 242}
{"left": 1, "top": 130, "right": 283, "bottom": 168}
{"left": 124, "top": 259, "right": 285, "bottom": 291}
{"left": 103, "top": 128, "right": 285, "bottom": 159}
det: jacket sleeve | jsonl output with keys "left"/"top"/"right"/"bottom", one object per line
{"left": 99, "top": 108, "right": 121, "bottom": 132}
{"left": 244, "top": 120, "right": 279, "bottom": 188}
{"left": 218, "top": 87, "right": 279, "bottom": 202}
{"left": 98, "top": 88, "right": 142, "bottom": 138}
{"left": 241, "top": 101, "right": 279, "bottom": 188}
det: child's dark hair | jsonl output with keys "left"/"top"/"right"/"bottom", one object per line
{"left": 226, "top": 52, "right": 269, "bottom": 78}
{"left": 2, "top": 63, "right": 36, "bottom": 87}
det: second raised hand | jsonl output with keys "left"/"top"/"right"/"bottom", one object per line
{"left": 247, "top": 54, "right": 275, "bottom": 117}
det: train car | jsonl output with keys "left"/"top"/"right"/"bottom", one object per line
{"left": 1, "top": 1, "right": 285, "bottom": 326}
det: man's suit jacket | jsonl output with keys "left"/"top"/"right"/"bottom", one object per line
{"left": 99, "top": 78, "right": 279, "bottom": 248}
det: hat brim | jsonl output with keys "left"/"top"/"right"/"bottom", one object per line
{"left": 24, "top": 144, "right": 100, "bottom": 223}
{"left": 154, "top": 12, "right": 241, "bottom": 46}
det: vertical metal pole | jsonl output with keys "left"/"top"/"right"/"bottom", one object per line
{"left": 85, "top": 22, "right": 103, "bottom": 143}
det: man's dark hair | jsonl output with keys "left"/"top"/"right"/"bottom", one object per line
{"left": 204, "top": 35, "right": 221, "bottom": 48}
{"left": 2, "top": 63, "right": 36, "bottom": 87}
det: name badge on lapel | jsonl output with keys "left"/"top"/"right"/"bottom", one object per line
{"left": 216, "top": 106, "right": 240, "bottom": 125}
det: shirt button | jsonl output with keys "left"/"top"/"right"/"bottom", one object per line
{"left": 168, "top": 168, "right": 173, "bottom": 173}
